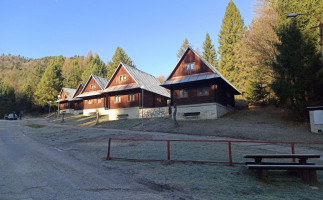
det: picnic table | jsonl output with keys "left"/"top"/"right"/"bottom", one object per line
{"left": 244, "top": 154, "right": 323, "bottom": 185}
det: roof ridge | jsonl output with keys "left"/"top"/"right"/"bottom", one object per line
{"left": 122, "top": 63, "right": 157, "bottom": 79}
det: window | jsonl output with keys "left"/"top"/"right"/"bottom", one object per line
{"left": 185, "top": 62, "right": 195, "bottom": 72}
{"left": 198, "top": 87, "right": 209, "bottom": 96}
{"left": 119, "top": 75, "right": 126, "bottom": 81}
{"left": 156, "top": 97, "right": 162, "bottom": 103}
{"left": 179, "top": 89, "right": 188, "bottom": 98}
{"left": 88, "top": 99, "right": 93, "bottom": 104}
{"left": 90, "top": 84, "right": 96, "bottom": 89}
{"left": 97, "top": 98, "right": 102, "bottom": 103}
{"left": 114, "top": 96, "right": 121, "bottom": 103}
{"left": 128, "top": 94, "right": 135, "bottom": 102}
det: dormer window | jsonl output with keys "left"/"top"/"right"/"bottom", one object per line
{"left": 119, "top": 75, "right": 126, "bottom": 81}
{"left": 185, "top": 63, "right": 195, "bottom": 72}
{"left": 90, "top": 84, "right": 96, "bottom": 89}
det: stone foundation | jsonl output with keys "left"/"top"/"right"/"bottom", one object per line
{"left": 83, "top": 108, "right": 108, "bottom": 116}
{"left": 107, "top": 107, "right": 139, "bottom": 121}
{"left": 139, "top": 107, "right": 168, "bottom": 118}
{"left": 174, "top": 103, "right": 234, "bottom": 120}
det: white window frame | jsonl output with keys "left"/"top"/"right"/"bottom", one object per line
{"left": 128, "top": 94, "right": 135, "bottom": 102}
{"left": 114, "top": 96, "right": 121, "bottom": 103}
{"left": 185, "top": 62, "right": 195, "bottom": 72}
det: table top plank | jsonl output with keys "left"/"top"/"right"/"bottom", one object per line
{"left": 243, "top": 154, "right": 320, "bottom": 159}
{"left": 247, "top": 164, "right": 323, "bottom": 170}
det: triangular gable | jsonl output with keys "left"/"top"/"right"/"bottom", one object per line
{"left": 81, "top": 74, "right": 105, "bottom": 94}
{"left": 105, "top": 63, "right": 170, "bottom": 98}
{"left": 105, "top": 63, "right": 137, "bottom": 88}
{"left": 164, "top": 46, "right": 240, "bottom": 94}
{"left": 166, "top": 47, "right": 214, "bottom": 81}
{"left": 73, "top": 83, "right": 84, "bottom": 98}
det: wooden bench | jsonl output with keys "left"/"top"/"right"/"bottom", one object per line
{"left": 244, "top": 154, "right": 322, "bottom": 185}
{"left": 183, "top": 112, "right": 200, "bottom": 119}
{"left": 117, "top": 114, "right": 129, "bottom": 119}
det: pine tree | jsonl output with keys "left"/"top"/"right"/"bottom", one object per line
{"left": 106, "top": 47, "right": 133, "bottom": 79}
{"left": 177, "top": 38, "right": 189, "bottom": 58}
{"left": 218, "top": 0, "right": 244, "bottom": 84}
{"left": 202, "top": 32, "right": 218, "bottom": 68}
{"left": 34, "top": 56, "right": 64, "bottom": 107}
{"left": 64, "top": 60, "right": 82, "bottom": 88}
{"left": 81, "top": 54, "right": 106, "bottom": 82}
{"left": 0, "top": 82, "right": 16, "bottom": 118}
{"left": 272, "top": 21, "right": 320, "bottom": 118}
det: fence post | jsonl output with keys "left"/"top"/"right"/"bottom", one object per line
{"left": 291, "top": 143, "right": 295, "bottom": 163}
{"left": 228, "top": 141, "right": 233, "bottom": 166}
{"left": 167, "top": 140, "right": 171, "bottom": 160}
{"left": 107, "top": 138, "right": 111, "bottom": 160}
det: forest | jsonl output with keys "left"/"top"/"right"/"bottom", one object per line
{"left": 0, "top": 0, "right": 323, "bottom": 120}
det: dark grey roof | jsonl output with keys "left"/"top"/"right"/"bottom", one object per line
{"left": 162, "top": 46, "right": 240, "bottom": 94}
{"left": 78, "top": 74, "right": 110, "bottom": 97}
{"left": 104, "top": 63, "right": 170, "bottom": 98}
{"left": 57, "top": 88, "right": 77, "bottom": 102}
{"left": 161, "top": 73, "right": 220, "bottom": 86}
{"left": 92, "top": 74, "right": 109, "bottom": 90}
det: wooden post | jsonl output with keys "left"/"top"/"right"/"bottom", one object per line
{"left": 107, "top": 138, "right": 111, "bottom": 160}
{"left": 96, "top": 112, "right": 99, "bottom": 125}
{"left": 167, "top": 141, "right": 170, "bottom": 160}
{"left": 228, "top": 141, "right": 233, "bottom": 166}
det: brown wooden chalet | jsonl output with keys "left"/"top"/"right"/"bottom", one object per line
{"left": 57, "top": 84, "right": 85, "bottom": 114}
{"left": 70, "top": 83, "right": 85, "bottom": 111}
{"left": 103, "top": 63, "right": 170, "bottom": 110}
{"left": 57, "top": 87, "right": 77, "bottom": 112}
{"left": 161, "top": 46, "right": 240, "bottom": 119}
{"left": 76, "top": 74, "right": 109, "bottom": 115}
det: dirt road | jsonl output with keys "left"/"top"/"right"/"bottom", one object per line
{"left": 0, "top": 120, "right": 192, "bottom": 200}
{"left": 1, "top": 119, "right": 322, "bottom": 199}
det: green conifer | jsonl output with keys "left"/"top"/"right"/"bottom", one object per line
{"left": 218, "top": 0, "right": 244, "bottom": 84}
{"left": 202, "top": 32, "right": 218, "bottom": 68}
{"left": 106, "top": 47, "right": 133, "bottom": 79}
{"left": 34, "top": 56, "right": 64, "bottom": 106}
{"left": 177, "top": 38, "right": 189, "bottom": 59}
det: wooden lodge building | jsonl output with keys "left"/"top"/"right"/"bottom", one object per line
{"left": 76, "top": 74, "right": 109, "bottom": 116}
{"left": 58, "top": 63, "right": 170, "bottom": 119}
{"left": 102, "top": 63, "right": 170, "bottom": 120}
{"left": 161, "top": 46, "right": 240, "bottom": 120}
{"left": 57, "top": 85, "right": 84, "bottom": 115}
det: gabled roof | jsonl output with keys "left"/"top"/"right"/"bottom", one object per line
{"left": 71, "top": 83, "right": 85, "bottom": 101}
{"left": 104, "top": 63, "right": 170, "bottom": 98}
{"left": 77, "top": 74, "right": 110, "bottom": 98}
{"left": 92, "top": 74, "right": 109, "bottom": 90}
{"left": 161, "top": 46, "right": 240, "bottom": 94}
{"left": 57, "top": 88, "right": 77, "bottom": 102}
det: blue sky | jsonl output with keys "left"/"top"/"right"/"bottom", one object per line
{"left": 0, "top": 0, "right": 256, "bottom": 77}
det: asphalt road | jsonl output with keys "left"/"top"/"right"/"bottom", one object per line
{"left": 0, "top": 120, "right": 177, "bottom": 200}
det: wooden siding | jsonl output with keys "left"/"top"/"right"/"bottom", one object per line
{"left": 59, "top": 102, "right": 73, "bottom": 110}
{"left": 74, "top": 101, "right": 83, "bottom": 110}
{"left": 108, "top": 92, "right": 140, "bottom": 109}
{"left": 59, "top": 90, "right": 68, "bottom": 101}
{"left": 107, "top": 66, "right": 136, "bottom": 87}
{"left": 83, "top": 77, "right": 102, "bottom": 93}
{"left": 168, "top": 49, "right": 214, "bottom": 80}
{"left": 73, "top": 85, "right": 84, "bottom": 98}
{"left": 107, "top": 90, "right": 168, "bottom": 109}
{"left": 172, "top": 84, "right": 216, "bottom": 106}
{"left": 83, "top": 96, "right": 105, "bottom": 109}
